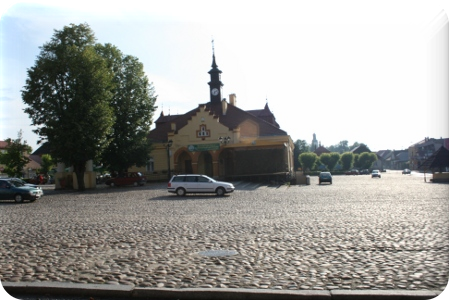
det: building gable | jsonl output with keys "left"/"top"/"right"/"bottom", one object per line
{"left": 176, "top": 105, "right": 232, "bottom": 144}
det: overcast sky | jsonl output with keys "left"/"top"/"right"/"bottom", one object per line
{"left": 1, "top": 0, "right": 448, "bottom": 153}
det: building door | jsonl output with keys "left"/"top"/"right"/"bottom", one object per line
{"left": 185, "top": 160, "right": 193, "bottom": 174}
{"left": 198, "top": 152, "right": 213, "bottom": 177}
{"left": 178, "top": 151, "right": 193, "bottom": 174}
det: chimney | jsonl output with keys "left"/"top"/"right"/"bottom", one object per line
{"left": 222, "top": 99, "right": 228, "bottom": 115}
{"left": 229, "top": 94, "right": 237, "bottom": 106}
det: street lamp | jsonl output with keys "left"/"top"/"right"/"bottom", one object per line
{"left": 219, "top": 136, "right": 231, "bottom": 145}
{"left": 166, "top": 140, "right": 173, "bottom": 180}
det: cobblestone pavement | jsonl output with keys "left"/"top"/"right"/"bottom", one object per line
{"left": 1, "top": 171, "right": 448, "bottom": 293}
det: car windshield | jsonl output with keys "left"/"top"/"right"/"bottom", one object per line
{"left": 9, "top": 180, "right": 23, "bottom": 187}
{"left": 201, "top": 175, "right": 216, "bottom": 182}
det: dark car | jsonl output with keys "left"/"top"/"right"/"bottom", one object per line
{"left": 105, "top": 172, "right": 146, "bottom": 187}
{"left": 319, "top": 172, "right": 332, "bottom": 184}
{"left": 0, "top": 179, "right": 41, "bottom": 203}
{"left": 402, "top": 169, "right": 411, "bottom": 174}
{"left": 345, "top": 169, "right": 359, "bottom": 175}
{"left": 5, "top": 178, "right": 44, "bottom": 197}
{"left": 359, "top": 169, "right": 370, "bottom": 175}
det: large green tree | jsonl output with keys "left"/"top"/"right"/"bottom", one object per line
{"left": 22, "top": 23, "right": 115, "bottom": 190}
{"left": 96, "top": 44, "right": 157, "bottom": 173}
{"left": 358, "top": 152, "right": 378, "bottom": 169}
{"left": 0, "top": 130, "right": 32, "bottom": 177}
{"left": 319, "top": 153, "right": 331, "bottom": 170}
{"left": 298, "top": 152, "right": 318, "bottom": 173}
{"left": 293, "top": 139, "right": 310, "bottom": 170}
{"left": 341, "top": 152, "right": 354, "bottom": 170}
{"left": 328, "top": 152, "right": 341, "bottom": 171}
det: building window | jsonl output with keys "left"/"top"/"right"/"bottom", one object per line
{"left": 196, "top": 125, "right": 210, "bottom": 139}
{"left": 147, "top": 158, "right": 154, "bottom": 173}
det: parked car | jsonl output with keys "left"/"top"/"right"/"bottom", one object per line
{"left": 371, "top": 170, "right": 381, "bottom": 178}
{"left": 105, "top": 172, "right": 146, "bottom": 187}
{"left": 402, "top": 169, "right": 411, "bottom": 174}
{"left": 168, "top": 174, "right": 235, "bottom": 196}
{"left": 5, "top": 178, "right": 44, "bottom": 197}
{"left": 345, "top": 169, "right": 359, "bottom": 175}
{"left": 319, "top": 172, "right": 332, "bottom": 184}
{"left": 0, "top": 179, "right": 42, "bottom": 203}
{"left": 359, "top": 169, "right": 370, "bottom": 175}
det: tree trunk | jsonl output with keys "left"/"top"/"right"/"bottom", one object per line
{"left": 73, "top": 161, "right": 86, "bottom": 191}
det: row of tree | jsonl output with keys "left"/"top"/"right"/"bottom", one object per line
{"left": 20, "top": 23, "right": 157, "bottom": 190}
{"left": 298, "top": 151, "right": 378, "bottom": 172}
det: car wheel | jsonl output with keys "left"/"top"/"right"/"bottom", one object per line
{"left": 330, "top": 181, "right": 332, "bottom": 184}
{"left": 319, "top": 181, "right": 321, "bottom": 185}
{"left": 14, "top": 194, "right": 23, "bottom": 203}
{"left": 133, "top": 182, "right": 138, "bottom": 187}
{"left": 176, "top": 188, "right": 186, "bottom": 197}
{"left": 216, "top": 187, "right": 225, "bottom": 196}
{"left": 110, "top": 182, "right": 115, "bottom": 187}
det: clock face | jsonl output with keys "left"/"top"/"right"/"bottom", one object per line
{"left": 211, "top": 88, "right": 219, "bottom": 96}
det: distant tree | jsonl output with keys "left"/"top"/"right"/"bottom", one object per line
{"left": 328, "top": 152, "right": 341, "bottom": 171}
{"left": 328, "top": 140, "right": 349, "bottom": 153}
{"left": 358, "top": 152, "right": 378, "bottom": 169}
{"left": 22, "top": 23, "right": 115, "bottom": 190}
{"left": 0, "top": 130, "right": 32, "bottom": 177}
{"left": 40, "top": 154, "right": 55, "bottom": 176}
{"left": 96, "top": 43, "right": 157, "bottom": 173}
{"left": 319, "top": 153, "right": 331, "bottom": 170}
{"left": 299, "top": 152, "right": 318, "bottom": 173}
{"left": 293, "top": 139, "right": 310, "bottom": 170}
{"left": 340, "top": 152, "right": 354, "bottom": 170}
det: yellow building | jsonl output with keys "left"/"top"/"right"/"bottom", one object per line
{"left": 133, "top": 52, "right": 295, "bottom": 182}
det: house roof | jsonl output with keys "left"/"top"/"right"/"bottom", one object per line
{"left": 32, "top": 142, "right": 51, "bottom": 156}
{"left": 0, "top": 141, "right": 8, "bottom": 149}
{"left": 419, "top": 146, "right": 449, "bottom": 170}
{"left": 350, "top": 144, "right": 371, "bottom": 154}
{"left": 314, "top": 146, "right": 331, "bottom": 156}
{"left": 148, "top": 101, "right": 287, "bottom": 143}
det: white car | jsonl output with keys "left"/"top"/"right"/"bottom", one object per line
{"left": 371, "top": 170, "right": 381, "bottom": 178}
{"left": 168, "top": 174, "right": 235, "bottom": 196}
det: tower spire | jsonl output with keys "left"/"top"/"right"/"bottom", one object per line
{"left": 211, "top": 38, "right": 218, "bottom": 68}
{"left": 208, "top": 39, "right": 223, "bottom": 103}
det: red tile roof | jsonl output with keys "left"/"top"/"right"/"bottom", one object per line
{"left": 149, "top": 102, "right": 287, "bottom": 143}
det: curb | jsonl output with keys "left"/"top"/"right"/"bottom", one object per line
{"left": 1, "top": 282, "right": 443, "bottom": 300}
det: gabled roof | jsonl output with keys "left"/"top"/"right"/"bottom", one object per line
{"left": 376, "top": 150, "right": 392, "bottom": 159}
{"left": 314, "top": 146, "right": 330, "bottom": 156}
{"left": 419, "top": 146, "right": 449, "bottom": 170}
{"left": 148, "top": 102, "right": 287, "bottom": 143}
{"left": 32, "top": 142, "right": 51, "bottom": 156}
{"left": 0, "top": 141, "right": 8, "bottom": 149}
{"left": 246, "top": 103, "right": 280, "bottom": 128}
{"left": 350, "top": 144, "right": 371, "bottom": 154}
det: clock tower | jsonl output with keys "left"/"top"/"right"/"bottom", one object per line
{"left": 208, "top": 46, "right": 223, "bottom": 104}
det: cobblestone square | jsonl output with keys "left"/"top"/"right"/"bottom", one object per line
{"left": 1, "top": 171, "right": 448, "bottom": 292}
